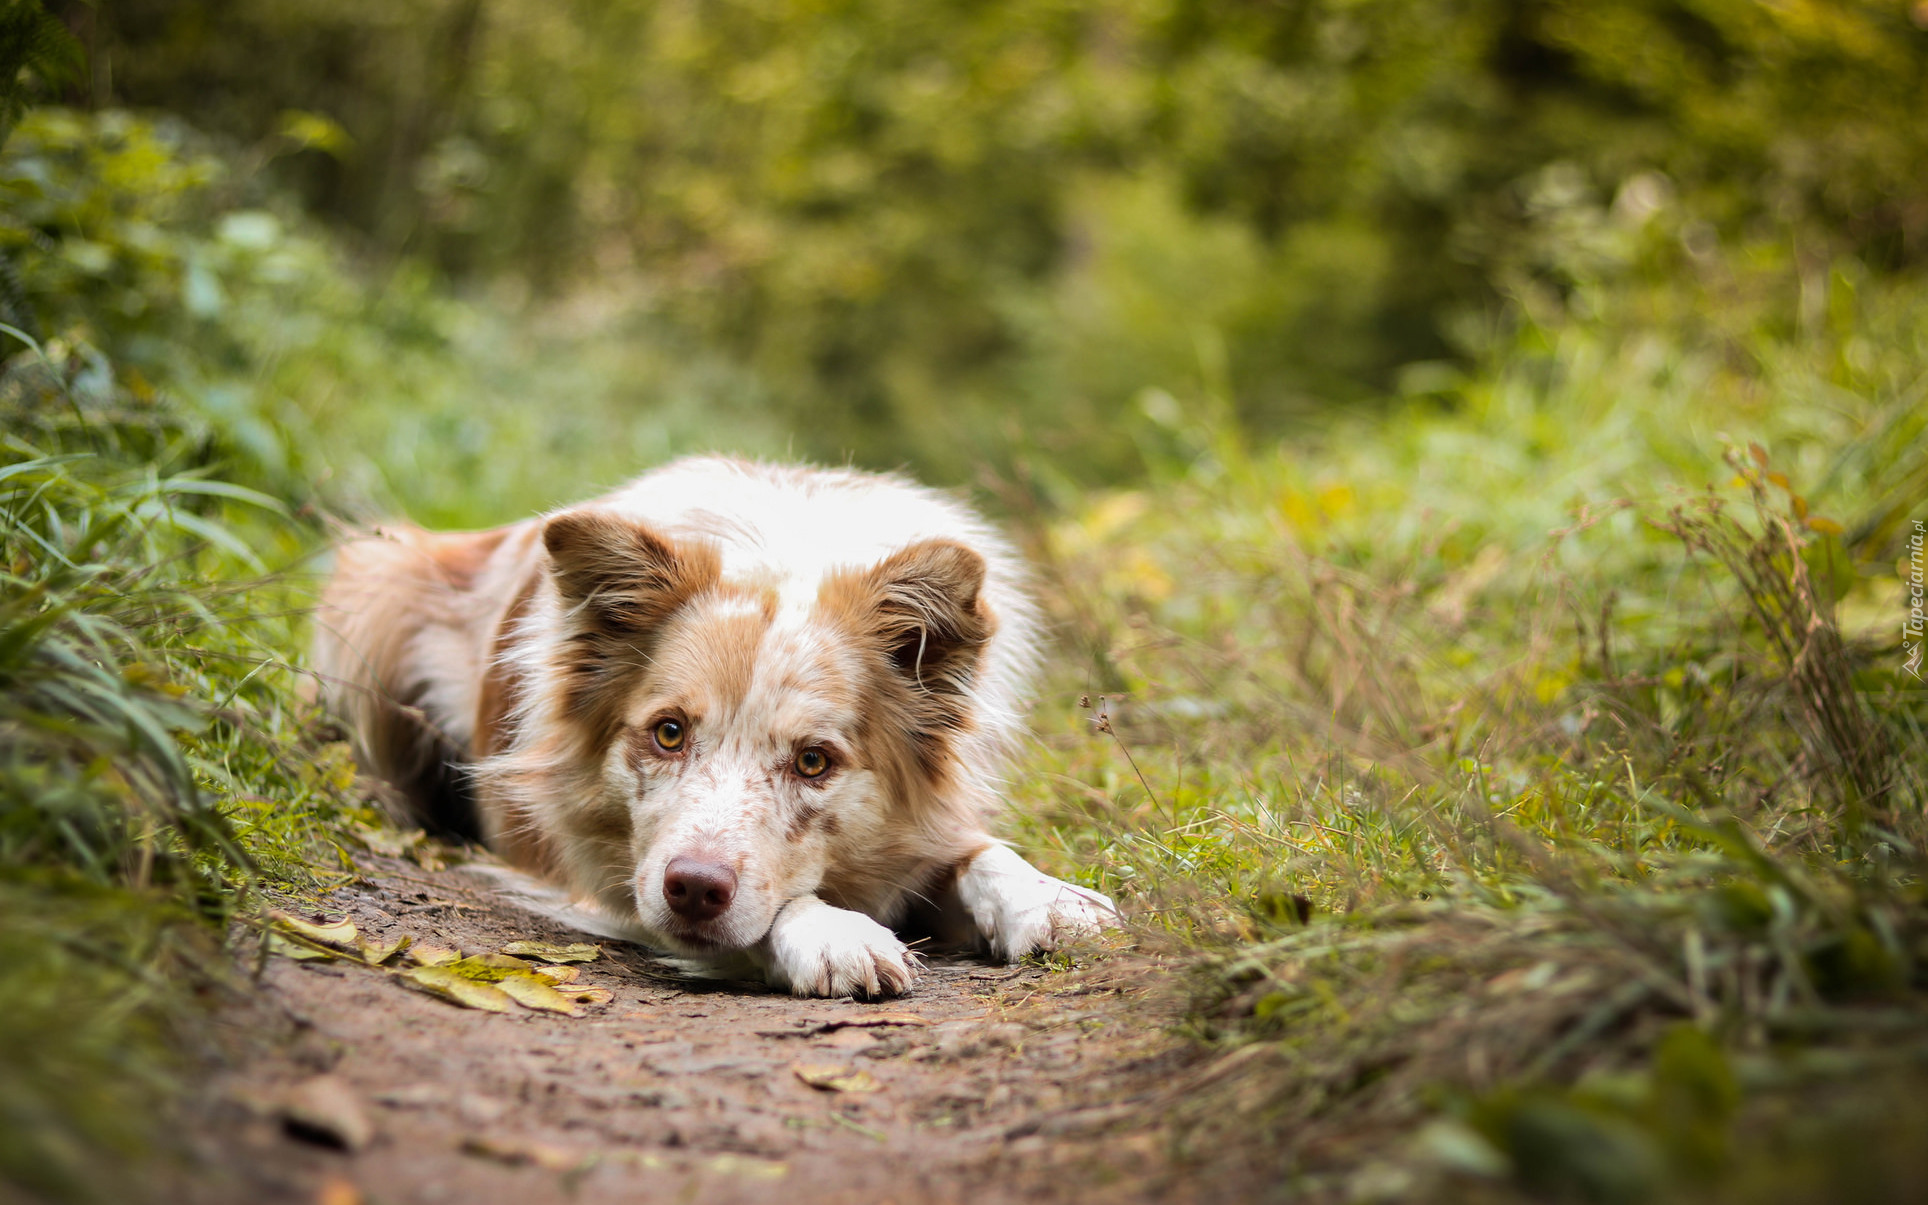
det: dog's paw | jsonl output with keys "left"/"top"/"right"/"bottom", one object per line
{"left": 760, "top": 897, "right": 918, "bottom": 999}
{"left": 958, "top": 843, "right": 1121, "bottom": 963}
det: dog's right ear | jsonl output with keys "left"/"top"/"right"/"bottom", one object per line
{"left": 542, "top": 511, "right": 719, "bottom": 635}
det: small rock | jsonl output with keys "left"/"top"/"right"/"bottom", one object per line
{"left": 281, "top": 1075, "right": 375, "bottom": 1151}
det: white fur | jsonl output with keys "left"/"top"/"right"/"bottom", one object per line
{"left": 755, "top": 895, "right": 918, "bottom": 998}
{"left": 957, "top": 844, "right": 1121, "bottom": 963}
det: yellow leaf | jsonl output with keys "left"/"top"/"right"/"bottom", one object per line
{"left": 406, "top": 943, "right": 460, "bottom": 967}
{"left": 493, "top": 972, "right": 583, "bottom": 1016}
{"left": 266, "top": 933, "right": 336, "bottom": 962}
{"left": 269, "top": 910, "right": 358, "bottom": 950}
{"left": 356, "top": 933, "right": 411, "bottom": 966}
{"left": 499, "top": 940, "right": 601, "bottom": 964}
{"left": 443, "top": 953, "right": 534, "bottom": 981}
{"left": 532, "top": 964, "right": 580, "bottom": 985}
{"left": 398, "top": 966, "right": 516, "bottom": 1013}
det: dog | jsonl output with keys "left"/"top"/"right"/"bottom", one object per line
{"left": 313, "top": 456, "right": 1118, "bottom": 997}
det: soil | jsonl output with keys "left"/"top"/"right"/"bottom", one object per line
{"left": 176, "top": 847, "right": 1200, "bottom": 1205}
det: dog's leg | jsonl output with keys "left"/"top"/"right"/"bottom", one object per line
{"left": 756, "top": 895, "right": 918, "bottom": 999}
{"left": 956, "top": 842, "right": 1120, "bottom": 963}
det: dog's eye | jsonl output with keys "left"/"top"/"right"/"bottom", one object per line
{"left": 793, "top": 747, "right": 831, "bottom": 779}
{"left": 652, "top": 718, "right": 687, "bottom": 752}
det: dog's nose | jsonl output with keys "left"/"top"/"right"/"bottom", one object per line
{"left": 662, "top": 857, "right": 738, "bottom": 922}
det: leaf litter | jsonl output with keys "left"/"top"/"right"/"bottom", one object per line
{"left": 267, "top": 910, "right": 611, "bottom": 1018}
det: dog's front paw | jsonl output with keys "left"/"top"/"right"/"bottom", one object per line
{"left": 958, "top": 843, "right": 1121, "bottom": 963}
{"left": 760, "top": 896, "right": 917, "bottom": 999}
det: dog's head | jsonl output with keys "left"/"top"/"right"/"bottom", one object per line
{"left": 539, "top": 511, "right": 995, "bottom": 953}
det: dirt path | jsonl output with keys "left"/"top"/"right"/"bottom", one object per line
{"left": 181, "top": 849, "right": 1193, "bottom": 1205}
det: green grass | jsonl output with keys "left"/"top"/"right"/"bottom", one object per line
{"left": 999, "top": 264, "right": 1928, "bottom": 1199}
{"left": 0, "top": 327, "right": 369, "bottom": 1199}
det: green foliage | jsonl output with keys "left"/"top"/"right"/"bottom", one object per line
{"left": 91, "top": 0, "right": 1928, "bottom": 481}
{"left": 0, "top": 0, "right": 79, "bottom": 145}
{"left": 999, "top": 242, "right": 1927, "bottom": 1197}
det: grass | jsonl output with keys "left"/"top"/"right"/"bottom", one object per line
{"left": 0, "top": 331, "right": 369, "bottom": 1200}
{"left": 998, "top": 265, "right": 1928, "bottom": 1199}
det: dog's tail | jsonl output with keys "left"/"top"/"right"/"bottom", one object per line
{"left": 312, "top": 524, "right": 510, "bottom": 841}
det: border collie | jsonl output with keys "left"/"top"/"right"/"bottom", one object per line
{"left": 313, "top": 457, "right": 1117, "bottom": 997}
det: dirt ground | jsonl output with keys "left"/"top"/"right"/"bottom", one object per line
{"left": 176, "top": 847, "right": 1201, "bottom": 1205}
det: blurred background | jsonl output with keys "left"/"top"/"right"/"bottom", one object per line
{"left": 16, "top": 0, "right": 1928, "bottom": 522}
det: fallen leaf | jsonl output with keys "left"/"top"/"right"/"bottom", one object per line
{"left": 445, "top": 953, "right": 535, "bottom": 981}
{"left": 405, "top": 943, "right": 460, "bottom": 967}
{"left": 281, "top": 1075, "right": 375, "bottom": 1151}
{"left": 494, "top": 972, "right": 583, "bottom": 1016}
{"left": 500, "top": 940, "right": 601, "bottom": 963}
{"left": 356, "top": 933, "right": 411, "bottom": 966}
{"left": 398, "top": 965, "right": 517, "bottom": 1013}
{"left": 268, "top": 910, "right": 359, "bottom": 951}
{"left": 266, "top": 933, "right": 337, "bottom": 962}
{"left": 532, "top": 964, "right": 580, "bottom": 985}
{"left": 460, "top": 1136, "right": 585, "bottom": 1172}
{"left": 554, "top": 986, "right": 613, "bottom": 1008}
{"left": 792, "top": 1063, "right": 881, "bottom": 1093}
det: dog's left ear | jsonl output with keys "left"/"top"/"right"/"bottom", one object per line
{"left": 827, "top": 538, "right": 996, "bottom": 700}
{"left": 542, "top": 511, "right": 720, "bottom": 730}
{"left": 543, "top": 510, "right": 718, "bottom": 635}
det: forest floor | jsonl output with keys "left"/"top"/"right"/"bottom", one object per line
{"left": 170, "top": 847, "right": 1201, "bottom": 1205}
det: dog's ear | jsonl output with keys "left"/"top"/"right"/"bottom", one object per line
{"left": 829, "top": 538, "right": 996, "bottom": 700}
{"left": 542, "top": 511, "right": 718, "bottom": 634}
{"left": 542, "top": 511, "right": 720, "bottom": 733}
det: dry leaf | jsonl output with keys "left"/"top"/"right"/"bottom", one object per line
{"left": 356, "top": 933, "right": 411, "bottom": 966}
{"left": 494, "top": 972, "right": 583, "bottom": 1016}
{"left": 268, "top": 910, "right": 359, "bottom": 950}
{"left": 500, "top": 940, "right": 601, "bottom": 963}
{"left": 792, "top": 1063, "right": 881, "bottom": 1093}
{"left": 532, "top": 964, "right": 580, "bottom": 985}
{"left": 265, "top": 933, "right": 336, "bottom": 962}
{"left": 399, "top": 965, "right": 517, "bottom": 1013}
{"left": 446, "top": 953, "right": 535, "bottom": 980}
{"left": 553, "top": 985, "right": 613, "bottom": 1007}
{"left": 405, "top": 943, "right": 460, "bottom": 967}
